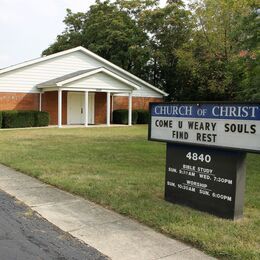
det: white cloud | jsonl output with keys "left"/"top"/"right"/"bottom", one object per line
{"left": 0, "top": 0, "right": 97, "bottom": 67}
{"left": 0, "top": 53, "right": 12, "bottom": 67}
{"left": 0, "top": 0, "right": 165, "bottom": 68}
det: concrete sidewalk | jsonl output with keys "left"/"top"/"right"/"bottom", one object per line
{"left": 0, "top": 164, "right": 215, "bottom": 260}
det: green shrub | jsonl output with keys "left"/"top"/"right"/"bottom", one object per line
{"left": 2, "top": 111, "right": 35, "bottom": 128}
{"left": 1, "top": 110, "right": 50, "bottom": 128}
{"left": 34, "top": 111, "right": 49, "bottom": 127}
{"left": 135, "top": 109, "right": 150, "bottom": 124}
{"left": 113, "top": 109, "right": 138, "bottom": 124}
{"left": 0, "top": 112, "right": 2, "bottom": 128}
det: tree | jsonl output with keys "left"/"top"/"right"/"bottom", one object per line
{"left": 42, "top": 1, "right": 149, "bottom": 79}
{"left": 82, "top": 1, "right": 149, "bottom": 75}
{"left": 142, "top": 1, "right": 193, "bottom": 99}
{"left": 185, "top": 0, "right": 259, "bottom": 100}
{"left": 234, "top": 4, "right": 260, "bottom": 100}
{"left": 42, "top": 0, "right": 259, "bottom": 101}
{"left": 42, "top": 9, "right": 87, "bottom": 55}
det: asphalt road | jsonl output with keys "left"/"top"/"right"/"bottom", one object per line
{"left": 0, "top": 189, "right": 108, "bottom": 260}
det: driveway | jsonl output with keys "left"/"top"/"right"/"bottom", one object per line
{"left": 0, "top": 189, "right": 108, "bottom": 260}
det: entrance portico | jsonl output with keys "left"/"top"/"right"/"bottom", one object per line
{"left": 37, "top": 67, "right": 138, "bottom": 127}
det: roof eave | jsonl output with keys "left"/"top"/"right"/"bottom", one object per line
{"left": 1, "top": 46, "right": 168, "bottom": 97}
{"left": 78, "top": 47, "right": 168, "bottom": 96}
{"left": 57, "top": 68, "right": 140, "bottom": 90}
{"left": 0, "top": 46, "right": 84, "bottom": 75}
{"left": 36, "top": 84, "right": 57, "bottom": 89}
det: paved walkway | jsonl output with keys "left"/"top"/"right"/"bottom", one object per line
{"left": 0, "top": 164, "right": 215, "bottom": 260}
{"left": 0, "top": 189, "right": 107, "bottom": 260}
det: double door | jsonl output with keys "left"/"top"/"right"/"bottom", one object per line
{"left": 68, "top": 92, "right": 94, "bottom": 125}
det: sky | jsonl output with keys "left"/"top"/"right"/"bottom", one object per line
{"left": 0, "top": 0, "right": 167, "bottom": 68}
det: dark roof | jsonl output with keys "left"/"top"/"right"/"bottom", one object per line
{"left": 37, "top": 68, "right": 100, "bottom": 86}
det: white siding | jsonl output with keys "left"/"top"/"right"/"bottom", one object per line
{"left": 0, "top": 50, "right": 163, "bottom": 98}
{"left": 65, "top": 72, "right": 132, "bottom": 91}
{"left": 104, "top": 68, "right": 163, "bottom": 97}
{"left": 115, "top": 86, "right": 163, "bottom": 98}
{"left": 132, "top": 86, "right": 163, "bottom": 98}
{"left": 0, "top": 51, "right": 100, "bottom": 93}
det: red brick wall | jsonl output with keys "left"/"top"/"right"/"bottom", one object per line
{"left": 0, "top": 92, "right": 39, "bottom": 111}
{"left": 113, "top": 96, "right": 163, "bottom": 111}
{"left": 94, "top": 95, "right": 163, "bottom": 124}
{"left": 42, "top": 91, "right": 67, "bottom": 125}
{"left": 0, "top": 92, "right": 163, "bottom": 125}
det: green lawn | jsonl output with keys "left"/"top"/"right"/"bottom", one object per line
{"left": 0, "top": 126, "right": 259, "bottom": 259}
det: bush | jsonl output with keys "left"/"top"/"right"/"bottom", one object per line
{"left": 113, "top": 109, "right": 138, "bottom": 124}
{"left": 136, "top": 109, "right": 150, "bottom": 124}
{"left": 34, "top": 111, "right": 49, "bottom": 127}
{"left": 0, "top": 112, "right": 2, "bottom": 128}
{"left": 1, "top": 110, "right": 49, "bottom": 128}
{"left": 2, "top": 111, "right": 35, "bottom": 128}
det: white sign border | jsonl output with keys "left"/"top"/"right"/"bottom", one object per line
{"left": 148, "top": 102, "right": 260, "bottom": 154}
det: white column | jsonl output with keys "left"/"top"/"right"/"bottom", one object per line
{"left": 58, "top": 89, "right": 62, "bottom": 128}
{"left": 111, "top": 94, "right": 114, "bottom": 123}
{"left": 128, "top": 92, "right": 132, "bottom": 126}
{"left": 39, "top": 92, "right": 42, "bottom": 111}
{"left": 106, "top": 92, "right": 111, "bottom": 126}
{"left": 84, "top": 91, "right": 89, "bottom": 127}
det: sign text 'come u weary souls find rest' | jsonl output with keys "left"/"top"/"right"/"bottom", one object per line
{"left": 149, "top": 103, "right": 260, "bottom": 153}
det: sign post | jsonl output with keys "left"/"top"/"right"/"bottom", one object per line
{"left": 149, "top": 102, "right": 260, "bottom": 220}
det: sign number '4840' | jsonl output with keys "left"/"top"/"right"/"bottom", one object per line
{"left": 186, "top": 152, "right": 211, "bottom": 163}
